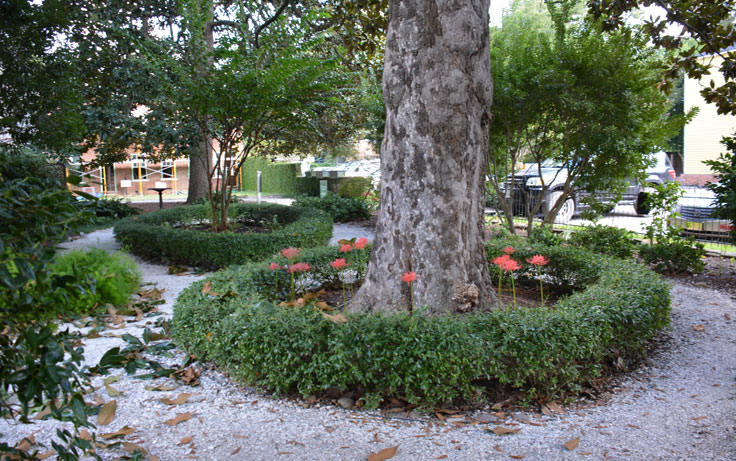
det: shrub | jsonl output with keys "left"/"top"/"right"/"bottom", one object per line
{"left": 292, "top": 193, "right": 371, "bottom": 222}
{"left": 527, "top": 225, "right": 564, "bottom": 246}
{"left": 336, "top": 177, "right": 372, "bottom": 198}
{"left": 51, "top": 249, "right": 141, "bottom": 315}
{"left": 241, "top": 158, "right": 300, "bottom": 194}
{"left": 568, "top": 224, "right": 637, "bottom": 258}
{"left": 77, "top": 197, "right": 140, "bottom": 220}
{"left": 114, "top": 203, "right": 333, "bottom": 269}
{"left": 173, "top": 240, "right": 670, "bottom": 407}
{"left": 639, "top": 237, "right": 706, "bottom": 274}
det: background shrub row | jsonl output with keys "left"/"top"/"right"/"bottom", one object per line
{"left": 114, "top": 203, "right": 333, "bottom": 269}
{"left": 292, "top": 193, "right": 372, "bottom": 222}
{"left": 172, "top": 240, "right": 671, "bottom": 406}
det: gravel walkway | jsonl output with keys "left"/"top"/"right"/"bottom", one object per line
{"left": 1, "top": 228, "right": 734, "bottom": 460}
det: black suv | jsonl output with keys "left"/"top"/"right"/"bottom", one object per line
{"left": 499, "top": 151, "right": 676, "bottom": 223}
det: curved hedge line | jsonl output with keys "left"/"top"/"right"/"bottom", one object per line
{"left": 113, "top": 203, "right": 332, "bottom": 269}
{"left": 172, "top": 241, "right": 671, "bottom": 406}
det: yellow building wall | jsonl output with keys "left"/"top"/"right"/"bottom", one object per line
{"left": 683, "top": 55, "right": 736, "bottom": 175}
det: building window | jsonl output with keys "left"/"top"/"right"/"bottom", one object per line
{"left": 162, "top": 161, "right": 175, "bottom": 179}
{"left": 131, "top": 153, "right": 148, "bottom": 181}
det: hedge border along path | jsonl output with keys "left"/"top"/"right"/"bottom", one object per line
{"left": 113, "top": 202, "right": 333, "bottom": 270}
{"left": 172, "top": 240, "right": 671, "bottom": 408}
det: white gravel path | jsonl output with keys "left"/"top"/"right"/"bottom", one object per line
{"left": 1, "top": 228, "right": 734, "bottom": 460}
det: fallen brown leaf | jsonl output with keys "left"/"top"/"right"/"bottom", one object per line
{"left": 100, "top": 426, "right": 136, "bottom": 439}
{"left": 37, "top": 451, "right": 55, "bottom": 459}
{"left": 563, "top": 437, "right": 580, "bottom": 451}
{"left": 160, "top": 393, "right": 192, "bottom": 405}
{"left": 435, "top": 456, "right": 448, "bottom": 460}
{"left": 490, "top": 426, "right": 521, "bottom": 436}
{"left": 692, "top": 324, "right": 705, "bottom": 332}
{"left": 493, "top": 445, "right": 503, "bottom": 453}
{"left": 98, "top": 400, "right": 117, "bottom": 426}
{"left": 367, "top": 445, "right": 399, "bottom": 461}
{"left": 178, "top": 436, "right": 193, "bottom": 445}
{"left": 122, "top": 442, "right": 146, "bottom": 454}
{"left": 163, "top": 412, "right": 191, "bottom": 426}
{"left": 231, "top": 447, "right": 241, "bottom": 455}
{"left": 146, "top": 383, "right": 178, "bottom": 392}
{"left": 78, "top": 430, "right": 92, "bottom": 441}
{"left": 233, "top": 434, "right": 247, "bottom": 439}
{"left": 105, "top": 384, "right": 121, "bottom": 397}
{"left": 321, "top": 312, "right": 347, "bottom": 324}
{"left": 510, "top": 455, "right": 525, "bottom": 459}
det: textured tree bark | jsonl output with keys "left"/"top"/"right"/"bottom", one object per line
{"left": 186, "top": 143, "right": 211, "bottom": 204}
{"left": 186, "top": 0, "right": 215, "bottom": 205}
{"left": 349, "top": 0, "right": 495, "bottom": 315}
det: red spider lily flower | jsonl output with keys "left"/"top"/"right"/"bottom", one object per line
{"left": 493, "top": 254, "right": 511, "bottom": 267}
{"left": 330, "top": 258, "right": 347, "bottom": 270}
{"left": 287, "top": 262, "right": 311, "bottom": 274}
{"left": 354, "top": 238, "right": 370, "bottom": 249}
{"left": 339, "top": 244, "right": 352, "bottom": 253}
{"left": 269, "top": 262, "right": 282, "bottom": 271}
{"left": 526, "top": 254, "right": 549, "bottom": 267}
{"left": 503, "top": 246, "right": 515, "bottom": 255}
{"left": 401, "top": 271, "right": 417, "bottom": 283}
{"left": 500, "top": 258, "right": 521, "bottom": 272}
{"left": 280, "top": 247, "right": 300, "bottom": 260}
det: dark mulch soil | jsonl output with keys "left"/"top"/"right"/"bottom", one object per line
{"left": 664, "top": 255, "right": 736, "bottom": 299}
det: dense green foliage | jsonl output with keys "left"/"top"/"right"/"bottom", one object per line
{"left": 705, "top": 136, "right": 736, "bottom": 242}
{"left": 641, "top": 181, "right": 707, "bottom": 273}
{"left": 590, "top": 0, "right": 736, "bottom": 116}
{"left": 114, "top": 203, "right": 333, "bottom": 269}
{"left": 241, "top": 158, "right": 300, "bottom": 195}
{"left": 488, "top": 0, "right": 686, "bottom": 230}
{"left": 0, "top": 147, "right": 95, "bottom": 456}
{"left": 173, "top": 240, "right": 670, "bottom": 406}
{"left": 51, "top": 249, "right": 141, "bottom": 315}
{"left": 639, "top": 238, "right": 706, "bottom": 274}
{"left": 568, "top": 224, "right": 637, "bottom": 258}
{"left": 293, "top": 193, "right": 371, "bottom": 222}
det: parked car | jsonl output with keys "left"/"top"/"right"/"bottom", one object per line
{"left": 499, "top": 151, "right": 676, "bottom": 223}
{"left": 668, "top": 187, "right": 734, "bottom": 240}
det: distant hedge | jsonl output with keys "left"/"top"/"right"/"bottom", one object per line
{"left": 173, "top": 240, "right": 671, "bottom": 406}
{"left": 241, "top": 158, "right": 300, "bottom": 195}
{"left": 114, "top": 203, "right": 332, "bottom": 269}
{"left": 294, "top": 176, "right": 373, "bottom": 198}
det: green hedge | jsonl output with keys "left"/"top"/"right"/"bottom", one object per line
{"left": 241, "top": 158, "right": 300, "bottom": 194}
{"left": 114, "top": 203, "right": 332, "bottom": 269}
{"left": 294, "top": 177, "right": 372, "bottom": 198}
{"left": 172, "top": 240, "right": 671, "bottom": 406}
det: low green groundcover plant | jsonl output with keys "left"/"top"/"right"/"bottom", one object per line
{"left": 51, "top": 248, "right": 141, "bottom": 315}
{"left": 114, "top": 203, "right": 333, "bottom": 269}
{"left": 173, "top": 239, "right": 670, "bottom": 408}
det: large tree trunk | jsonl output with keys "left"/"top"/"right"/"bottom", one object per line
{"left": 186, "top": 143, "right": 211, "bottom": 204}
{"left": 349, "top": 0, "right": 494, "bottom": 315}
{"left": 185, "top": 0, "right": 215, "bottom": 205}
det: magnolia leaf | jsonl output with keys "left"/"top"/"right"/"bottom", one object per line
{"left": 100, "top": 426, "right": 136, "bottom": 439}
{"left": 178, "top": 436, "right": 193, "bottom": 445}
{"left": 163, "top": 412, "right": 191, "bottom": 426}
{"left": 367, "top": 445, "right": 399, "bottom": 461}
{"left": 98, "top": 400, "right": 117, "bottom": 426}
{"left": 321, "top": 312, "right": 347, "bottom": 324}
{"left": 160, "top": 393, "right": 192, "bottom": 405}
{"left": 146, "top": 383, "right": 178, "bottom": 392}
{"left": 105, "top": 384, "right": 121, "bottom": 397}
{"left": 490, "top": 426, "right": 520, "bottom": 436}
{"left": 563, "top": 437, "right": 580, "bottom": 451}
{"left": 123, "top": 442, "right": 147, "bottom": 454}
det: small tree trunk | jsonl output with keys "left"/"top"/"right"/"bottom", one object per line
{"left": 349, "top": 0, "right": 495, "bottom": 315}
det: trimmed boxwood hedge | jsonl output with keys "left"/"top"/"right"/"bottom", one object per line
{"left": 172, "top": 240, "right": 670, "bottom": 406}
{"left": 114, "top": 203, "right": 332, "bottom": 269}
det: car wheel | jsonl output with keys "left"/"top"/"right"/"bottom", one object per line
{"left": 545, "top": 191, "right": 576, "bottom": 223}
{"left": 635, "top": 191, "right": 651, "bottom": 215}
